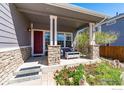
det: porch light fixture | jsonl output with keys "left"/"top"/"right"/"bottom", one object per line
{"left": 28, "top": 28, "right": 31, "bottom": 31}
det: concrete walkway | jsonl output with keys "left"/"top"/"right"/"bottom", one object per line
{"left": 8, "top": 79, "right": 42, "bottom": 86}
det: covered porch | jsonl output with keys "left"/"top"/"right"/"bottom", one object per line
{"left": 15, "top": 3, "right": 106, "bottom": 65}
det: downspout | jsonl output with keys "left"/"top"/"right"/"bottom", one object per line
{"left": 76, "top": 27, "right": 88, "bottom": 35}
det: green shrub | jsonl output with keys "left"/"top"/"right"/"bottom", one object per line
{"left": 75, "top": 28, "right": 118, "bottom": 55}
{"left": 54, "top": 64, "right": 84, "bottom": 85}
{"left": 75, "top": 28, "right": 89, "bottom": 55}
{"left": 85, "top": 62, "right": 122, "bottom": 85}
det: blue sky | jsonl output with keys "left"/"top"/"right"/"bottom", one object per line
{"left": 72, "top": 3, "right": 124, "bottom": 17}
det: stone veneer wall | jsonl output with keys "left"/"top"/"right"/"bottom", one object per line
{"left": 0, "top": 47, "right": 31, "bottom": 85}
{"left": 48, "top": 45, "right": 60, "bottom": 65}
{"left": 89, "top": 45, "right": 99, "bottom": 59}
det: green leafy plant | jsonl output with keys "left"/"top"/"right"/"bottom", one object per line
{"left": 95, "top": 31, "right": 118, "bottom": 44}
{"left": 54, "top": 64, "right": 84, "bottom": 85}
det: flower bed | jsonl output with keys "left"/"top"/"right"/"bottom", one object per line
{"left": 54, "top": 61, "right": 123, "bottom": 85}
{"left": 54, "top": 64, "right": 84, "bottom": 85}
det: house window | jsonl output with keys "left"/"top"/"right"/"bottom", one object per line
{"left": 57, "top": 33, "right": 64, "bottom": 47}
{"left": 45, "top": 32, "right": 50, "bottom": 50}
{"left": 65, "top": 34, "right": 72, "bottom": 47}
{"left": 45, "top": 32, "right": 72, "bottom": 49}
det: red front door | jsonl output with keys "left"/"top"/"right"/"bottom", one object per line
{"left": 34, "top": 31, "right": 43, "bottom": 54}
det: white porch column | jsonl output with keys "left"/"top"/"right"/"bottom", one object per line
{"left": 50, "top": 15, "right": 57, "bottom": 45}
{"left": 92, "top": 23, "right": 96, "bottom": 44}
{"left": 98, "top": 25, "right": 101, "bottom": 32}
{"left": 54, "top": 16, "right": 57, "bottom": 45}
{"left": 89, "top": 23, "right": 95, "bottom": 45}
{"left": 50, "top": 15, "right": 53, "bottom": 45}
{"left": 30, "top": 23, "right": 34, "bottom": 56}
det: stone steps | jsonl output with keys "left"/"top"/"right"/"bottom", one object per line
{"left": 7, "top": 65, "right": 42, "bottom": 85}
{"left": 8, "top": 74, "right": 41, "bottom": 84}
{"left": 13, "top": 66, "right": 41, "bottom": 76}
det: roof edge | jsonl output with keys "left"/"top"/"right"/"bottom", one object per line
{"left": 101, "top": 14, "right": 124, "bottom": 25}
{"left": 46, "top": 3, "right": 110, "bottom": 19}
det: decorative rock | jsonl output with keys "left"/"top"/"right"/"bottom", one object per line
{"left": 79, "top": 75, "right": 89, "bottom": 86}
{"left": 112, "top": 59, "right": 122, "bottom": 68}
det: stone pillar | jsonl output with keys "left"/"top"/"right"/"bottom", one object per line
{"left": 47, "top": 45, "right": 60, "bottom": 65}
{"left": 89, "top": 45, "right": 99, "bottom": 59}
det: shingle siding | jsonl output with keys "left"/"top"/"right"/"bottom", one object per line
{"left": 101, "top": 17, "right": 124, "bottom": 46}
{"left": 0, "top": 4, "right": 12, "bottom": 17}
{"left": 0, "top": 3, "right": 17, "bottom": 48}
{"left": 0, "top": 3, "right": 30, "bottom": 48}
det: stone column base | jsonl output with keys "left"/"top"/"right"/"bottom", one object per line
{"left": 47, "top": 45, "right": 60, "bottom": 65}
{"left": 0, "top": 47, "right": 31, "bottom": 85}
{"left": 89, "top": 45, "right": 99, "bottom": 59}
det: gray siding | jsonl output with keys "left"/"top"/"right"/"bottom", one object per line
{"left": 101, "top": 17, "right": 124, "bottom": 46}
{"left": 0, "top": 3, "right": 30, "bottom": 48}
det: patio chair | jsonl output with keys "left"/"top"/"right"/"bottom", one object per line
{"left": 61, "top": 47, "right": 73, "bottom": 56}
{"left": 65, "top": 51, "right": 80, "bottom": 59}
{"left": 61, "top": 47, "right": 80, "bottom": 59}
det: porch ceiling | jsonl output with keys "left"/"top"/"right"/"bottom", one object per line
{"left": 22, "top": 12, "right": 87, "bottom": 31}
{"left": 15, "top": 3, "right": 109, "bottom": 31}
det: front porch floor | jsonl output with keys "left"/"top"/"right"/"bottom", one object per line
{"left": 25, "top": 56, "right": 100, "bottom": 67}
